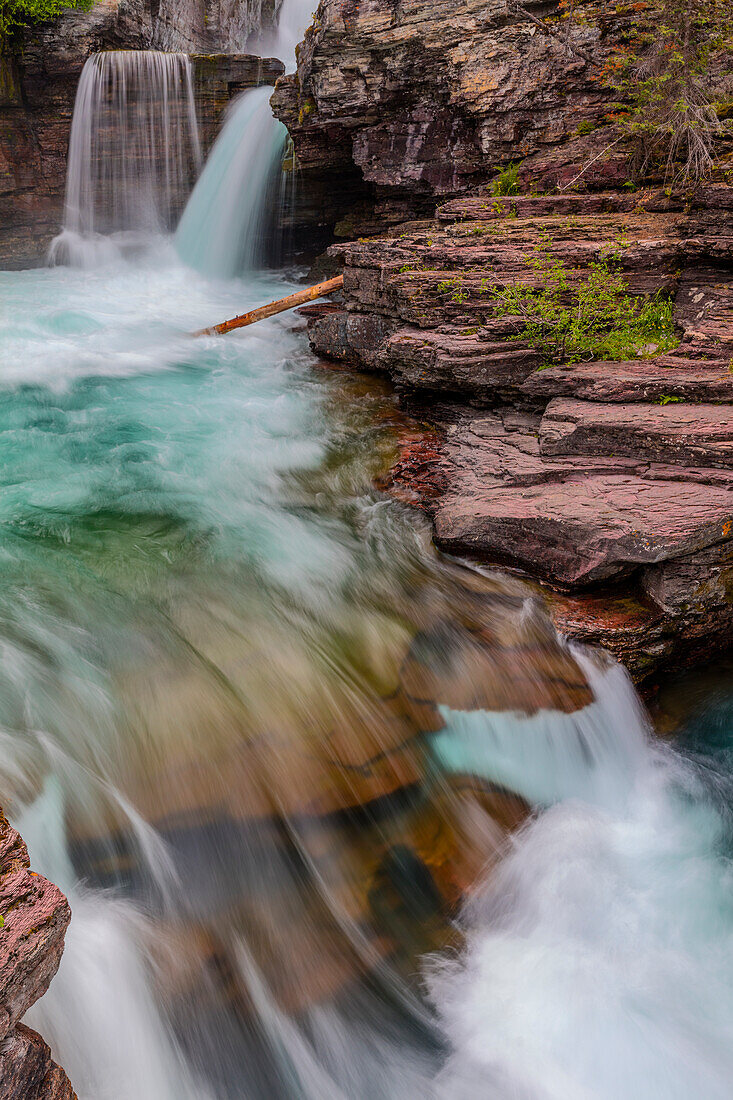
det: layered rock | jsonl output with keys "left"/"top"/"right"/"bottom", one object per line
{"left": 301, "top": 186, "right": 733, "bottom": 680}
{"left": 273, "top": 0, "right": 657, "bottom": 240}
{"left": 0, "top": 810, "right": 73, "bottom": 1098}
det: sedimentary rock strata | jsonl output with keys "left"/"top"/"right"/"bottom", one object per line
{"left": 0, "top": 811, "right": 73, "bottom": 1099}
{"left": 302, "top": 187, "right": 733, "bottom": 679}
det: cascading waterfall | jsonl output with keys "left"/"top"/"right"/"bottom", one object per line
{"left": 174, "top": 0, "right": 313, "bottom": 277}
{"left": 50, "top": 51, "right": 201, "bottom": 265}
{"left": 254, "top": 0, "right": 315, "bottom": 61}
{"left": 175, "top": 87, "right": 288, "bottom": 277}
{"left": 6, "top": 0, "right": 733, "bottom": 1094}
{"left": 21, "top": 780, "right": 209, "bottom": 1100}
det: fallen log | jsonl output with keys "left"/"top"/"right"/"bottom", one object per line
{"left": 192, "top": 275, "right": 344, "bottom": 337}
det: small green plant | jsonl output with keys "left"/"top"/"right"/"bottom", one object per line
{"left": 1, "top": 0, "right": 92, "bottom": 40}
{"left": 658, "top": 394, "right": 683, "bottom": 404}
{"left": 575, "top": 119, "right": 597, "bottom": 136}
{"left": 490, "top": 162, "right": 521, "bottom": 196}
{"left": 489, "top": 243, "right": 679, "bottom": 363}
{"left": 436, "top": 277, "right": 469, "bottom": 304}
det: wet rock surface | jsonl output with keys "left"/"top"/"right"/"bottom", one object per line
{"left": 0, "top": 812, "right": 73, "bottom": 1098}
{"left": 303, "top": 185, "right": 733, "bottom": 679}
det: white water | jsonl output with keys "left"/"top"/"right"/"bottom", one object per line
{"left": 6, "top": 240, "right": 733, "bottom": 1095}
{"left": 427, "top": 660, "right": 733, "bottom": 1100}
{"left": 174, "top": 0, "right": 312, "bottom": 277}
{"left": 50, "top": 51, "right": 201, "bottom": 265}
{"left": 21, "top": 780, "right": 209, "bottom": 1100}
{"left": 255, "top": 0, "right": 314, "bottom": 65}
{"left": 7, "top": 2, "right": 733, "bottom": 1096}
{"left": 175, "top": 87, "right": 288, "bottom": 277}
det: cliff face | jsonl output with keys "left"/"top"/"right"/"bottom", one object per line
{"left": 272, "top": 0, "right": 637, "bottom": 239}
{"left": 0, "top": 2, "right": 284, "bottom": 267}
{"left": 282, "top": 0, "right": 733, "bottom": 682}
{"left": 0, "top": 810, "right": 73, "bottom": 1099}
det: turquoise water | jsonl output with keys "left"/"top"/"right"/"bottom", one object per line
{"left": 3, "top": 245, "right": 733, "bottom": 1100}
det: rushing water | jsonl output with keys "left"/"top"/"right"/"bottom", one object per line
{"left": 176, "top": 87, "right": 288, "bottom": 276}
{"left": 50, "top": 51, "right": 201, "bottom": 265}
{"left": 3, "top": 14, "right": 733, "bottom": 1099}
{"left": 3, "top": 245, "right": 733, "bottom": 1100}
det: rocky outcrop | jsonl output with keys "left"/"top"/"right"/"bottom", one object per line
{"left": 0, "top": 1026, "right": 75, "bottom": 1100}
{"left": 273, "top": 0, "right": 653, "bottom": 240}
{"left": 0, "top": 810, "right": 73, "bottom": 1098}
{"left": 300, "top": 184, "right": 733, "bottom": 680}
{"left": 0, "top": 3, "right": 284, "bottom": 267}
{"left": 273, "top": 0, "right": 733, "bottom": 680}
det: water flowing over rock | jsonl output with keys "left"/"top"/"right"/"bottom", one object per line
{"left": 0, "top": 22, "right": 283, "bottom": 267}
{"left": 52, "top": 51, "right": 201, "bottom": 257}
{"left": 176, "top": 85, "right": 288, "bottom": 276}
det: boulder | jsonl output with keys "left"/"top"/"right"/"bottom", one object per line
{"left": 0, "top": 1024, "right": 75, "bottom": 1100}
{"left": 0, "top": 811, "right": 73, "bottom": 1098}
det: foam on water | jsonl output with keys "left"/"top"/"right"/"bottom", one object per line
{"left": 427, "top": 662, "right": 733, "bottom": 1100}
{"left": 5, "top": 4, "right": 733, "bottom": 1093}
{"left": 5, "top": 246, "right": 733, "bottom": 1100}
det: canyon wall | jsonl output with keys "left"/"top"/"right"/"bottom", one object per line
{"left": 271, "top": 0, "right": 639, "bottom": 239}
{"left": 280, "top": 0, "right": 733, "bottom": 682}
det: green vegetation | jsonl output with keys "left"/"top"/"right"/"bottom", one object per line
{"left": 515, "top": 0, "right": 732, "bottom": 185}
{"left": 489, "top": 242, "right": 679, "bottom": 363}
{"left": 602, "top": 0, "right": 733, "bottom": 185}
{"left": 436, "top": 277, "right": 469, "bottom": 303}
{"left": 574, "top": 119, "right": 597, "bottom": 136}
{"left": 1, "top": 0, "right": 92, "bottom": 40}
{"left": 490, "top": 162, "right": 521, "bottom": 196}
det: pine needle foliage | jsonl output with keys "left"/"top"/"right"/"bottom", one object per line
{"left": 603, "top": 0, "right": 733, "bottom": 186}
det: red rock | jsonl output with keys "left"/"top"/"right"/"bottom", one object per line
{"left": 435, "top": 469, "right": 733, "bottom": 586}
{"left": 522, "top": 357, "right": 733, "bottom": 405}
{"left": 540, "top": 398, "right": 733, "bottom": 468}
{"left": 0, "top": 812, "right": 73, "bottom": 1098}
{"left": 0, "top": 1024, "right": 76, "bottom": 1100}
{"left": 0, "top": 812, "right": 70, "bottom": 1045}
{"left": 382, "top": 327, "right": 542, "bottom": 398}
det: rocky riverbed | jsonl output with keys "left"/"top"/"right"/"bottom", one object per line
{"left": 278, "top": 0, "right": 733, "bottom": 683}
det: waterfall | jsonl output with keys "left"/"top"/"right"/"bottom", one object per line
{"left": 254, "top": 0, "right": 314, "bottom": 62}
{"left": 175, "top": 86, "right": 287, "bottom": 277}
{"left": 20, "top": 780, "right": 212, "bottom": 1100}
{"left": 51, "top": 51, "right": 201, "bottom": 265}
{"left": 173, "top": 0, "right": 313, "bottom": 278}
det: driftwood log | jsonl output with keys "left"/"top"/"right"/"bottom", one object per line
{"left": 192, "top": 275, "right": 344, "bottom": 336}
